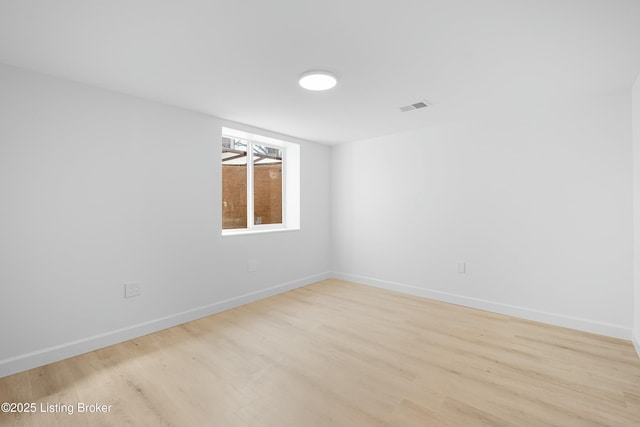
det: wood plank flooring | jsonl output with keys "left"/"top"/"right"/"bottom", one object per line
{"left": 1, "top": 279, "right": 639, "bottom": 426}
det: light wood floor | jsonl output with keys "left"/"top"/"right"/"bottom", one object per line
{"left": 1, "top": 279, "right": 640, "bottom": 426}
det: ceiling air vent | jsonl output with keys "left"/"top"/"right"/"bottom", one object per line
{"left": 400, "top": 100, "right": 431, "bottom": 112}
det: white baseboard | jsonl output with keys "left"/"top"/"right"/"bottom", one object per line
{"left": 332, "top": 272, "right": 632, "bottom": 340}
{"left": 0, "top": 272, "right": 331, "bottom": 379}
{"left": 633, "top": 331, "right": 640, "bottom": 359}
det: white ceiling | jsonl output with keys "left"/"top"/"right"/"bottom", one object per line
{"left": 0, "top": 0, "right": 639, "bottom": 145}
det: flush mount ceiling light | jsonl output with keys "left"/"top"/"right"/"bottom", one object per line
{"left": 298, "top": 71, "right": 337, "bottom": 91}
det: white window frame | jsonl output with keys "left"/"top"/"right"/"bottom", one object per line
{"left": 222, "top": 127, "right": 300, "bottom": 236}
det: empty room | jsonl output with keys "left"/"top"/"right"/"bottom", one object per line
{"left": 2, "top": 0, "right": 640, "bottom": 426}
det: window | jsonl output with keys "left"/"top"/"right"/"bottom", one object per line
{"left": 221, "top": 127, "right": 299, "bottom": 235}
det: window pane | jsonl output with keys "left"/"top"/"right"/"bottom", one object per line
{"left": 253, "top": 144, "right": 282, "bottom": 225}
{"left": 222, "top": 137, "right": 248, "bottom": 229}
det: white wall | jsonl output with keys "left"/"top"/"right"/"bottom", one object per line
{"left": 332, "top": 91, "right": 634, "bottom": 338}
{"left": 633, "top": 74, "right": 640, "bottom": 354}
{"left": 0, "top": 63, "right": 331, "bottom": 377}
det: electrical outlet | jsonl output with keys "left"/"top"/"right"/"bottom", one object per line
{"left": 457, "top": 261, "right": 466, "bottom": 274}
{"left": 124, "top": 281, "right": 141, "bottom": 298}
{"left": 247, "top": 260, "right": 257, "bottom": 272}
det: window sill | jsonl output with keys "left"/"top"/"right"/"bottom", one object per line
{"left": 221, "top": 227, "right": 300, "bottom": 237}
